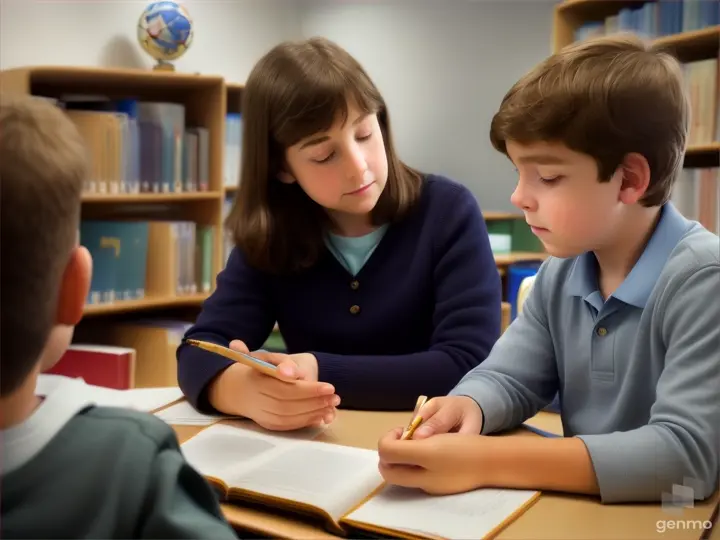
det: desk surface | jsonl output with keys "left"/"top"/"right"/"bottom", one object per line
{"left": 175, "top": 411, "right": 718, "bottom": 540}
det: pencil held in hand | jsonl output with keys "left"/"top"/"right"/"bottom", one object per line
{"left": 401, "top": 395, "right": 428, "bottom": 440}
{"left": 183, "top": 339, "right": 281, "bottom": 378}
{"left": 401, "top": 415, "right": 424, "bottom": 440}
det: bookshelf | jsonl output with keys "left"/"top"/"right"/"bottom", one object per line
{"left": 0, "top": 66, "right": 227, "bottom": 317}
{"left": 553, "top": 0, "right": 719, "bottom": 233}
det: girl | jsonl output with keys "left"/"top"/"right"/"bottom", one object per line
{"left": 177, "top": 36, "right": 502, "bottom": 431}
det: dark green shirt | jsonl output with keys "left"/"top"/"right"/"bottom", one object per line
{"left": 1, "top": 377, "right": 239, "bottom": 539}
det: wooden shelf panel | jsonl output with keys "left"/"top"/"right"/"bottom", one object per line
{"left": 82, "top": 192, "right": 222, "bottom": 203}
{"left": 483, "top": 211, "right": 524, "bottom": 221}
{"left": 3, "top": 66, "right": 224, "bottom": 92}
{"left": 654, "top": 26, "right": 720, "bottom": 63}
{"left": 83, "top": 294, "right": 208, "bottom": 316}
{"left": 494, "top": 252, "right": 549, "bottom": 266}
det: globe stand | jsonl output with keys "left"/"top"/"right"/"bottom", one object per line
{"left": 153, "top": 60, "right": 175, "bottom": 72}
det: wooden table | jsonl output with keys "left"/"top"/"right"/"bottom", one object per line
{"left": 175, "top": 411, "right": 718, "bottom": 540}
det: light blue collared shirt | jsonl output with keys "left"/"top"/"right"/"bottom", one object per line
{"left": 450, "top": 203, "right": 720, "bottom": 504}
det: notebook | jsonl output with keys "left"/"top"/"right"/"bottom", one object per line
{"left": 180, "top": 423, "right": 540, "bottom": 539}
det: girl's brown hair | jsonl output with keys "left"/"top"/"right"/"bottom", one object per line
{"left": 225, "top": 37, "right": 423, "bottom": 274}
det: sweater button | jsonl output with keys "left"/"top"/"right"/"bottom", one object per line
{"left": 350, "top": 304, "right": 360, "bottom": 315}
{"left": 596, "top": 327, "right": 608, "bottom": 337}
{"left": 350, "top": 280, "right": 359, "bottom": 290}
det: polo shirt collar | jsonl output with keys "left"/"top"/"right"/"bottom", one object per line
{"left": 567, "top": 202, "right": 692, "bottom": 308}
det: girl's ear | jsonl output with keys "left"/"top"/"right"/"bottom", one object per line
{"left": 277, "top": 171, "right": 296, "bottom": 184}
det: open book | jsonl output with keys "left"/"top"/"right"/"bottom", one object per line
{"left": 180, "top": 423, "right": 540, "bottom": 539}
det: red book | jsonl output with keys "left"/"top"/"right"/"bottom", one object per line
{"left": 46, "top": 344, "right": 136, "bottom": 390}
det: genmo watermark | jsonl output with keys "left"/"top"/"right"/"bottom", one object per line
{"left": 656, "top": 519, "right": 712, "bottom": 534}
{"left": 656, "top": 478, "right": 715, "bottom": 534}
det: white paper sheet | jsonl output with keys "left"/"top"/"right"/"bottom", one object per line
{"left": 35, "top": 374, "right": 183, "bottom": 412}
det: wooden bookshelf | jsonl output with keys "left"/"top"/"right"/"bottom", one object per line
{"left": 83, "top": 294, "right": 208, "bottom": 316}
{"left": 0, "top": 65, "right": 226, "bottom": 317}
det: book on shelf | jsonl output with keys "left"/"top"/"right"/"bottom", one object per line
{"left": 180, "top": 423, "right": 539, "bottom": 540}
{"left": 57, "top": 96, "right": 210, "bottom": 194}
{"left": 672, "top": 167, "right": 719, "bottom": 233}
{"left": 573, "top": 0, "right": 719, "bottom": 42}
{"left": 684, "top": 55, "right": 719, "bottom": 145}
{"left": 224, "top": 112, "right": 242, "bottom": 189}
{"left": 80, "top": 220, "right": 214, "bottom": 305}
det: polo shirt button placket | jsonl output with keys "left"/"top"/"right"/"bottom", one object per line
{"left": 596, "top": 326, "right": 608, "bottom": 337}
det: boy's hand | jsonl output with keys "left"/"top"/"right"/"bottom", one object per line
{"left": 378, "top": 429, "right": 487, "bottom": 494}
{"left": 411, "top": 396, "right": 484, "bottom": 439}
{"left": 208, "top": 340, "right": 337, "bottom": 431}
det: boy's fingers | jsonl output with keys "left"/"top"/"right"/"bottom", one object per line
{"left": 378, "top": 462, "right": 429, "bottom": 489}
{"left": 378, "top": 435, "right": 431, "bottom": 467}
{"left": 412, "top": 399, "right": 459, "bottom": 439}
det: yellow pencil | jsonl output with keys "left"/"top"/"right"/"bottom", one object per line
{"left": 401, "top": 415, "right": 424, "bottom": 440}
{"left": 183, "top": 339, "right": 282, "bottom": 378}
{"left": 400, "top": 395, "right": 428, "bottom": 440}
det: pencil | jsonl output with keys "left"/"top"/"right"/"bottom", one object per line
{"left": 401, "top": 415, "right": 424, "bottom": 440}
{"left": 183, "top": 339, "right": 281, "bottom": 378}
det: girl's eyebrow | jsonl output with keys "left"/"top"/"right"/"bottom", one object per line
{"left": 298, "top": 113, "right": 371, "bottom": 150}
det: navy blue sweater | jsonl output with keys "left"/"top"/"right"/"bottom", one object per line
{"left": 177, "top": 174, "right": 502, "bottom": 411}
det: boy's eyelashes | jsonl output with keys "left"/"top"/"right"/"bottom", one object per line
{"left": 539, "top": 175, "right": 561, "bottom": 184}
{"left": 310, "top": 132, "right": 374, "bottom": 164}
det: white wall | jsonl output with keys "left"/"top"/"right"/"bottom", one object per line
{"left": 0, "top": 0, "right": 302, "bottom": 84}
{"left": 0, "top": 0, "right": 555, "bottom": 211}
{"left": 300, "top": 0, "right": 556, "bottom": 211}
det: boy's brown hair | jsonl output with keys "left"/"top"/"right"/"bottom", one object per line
{"left": 490, "top": 33, "right": 688, "bottom": 207}
{"left": 225, "top": 36, "right": 423, "bottom": 274}
{"left": 0, "top": 94, "right": 88, "bottom": 395}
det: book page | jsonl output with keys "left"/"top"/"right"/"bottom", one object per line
{"left": 180, "top": 423, "right": 297, "bottom": 484}
{"left": 226, "top": 440, "right": 384, "bottom": 522}
{"left": 345, "top": 485, "right": 539, "bottom": 540}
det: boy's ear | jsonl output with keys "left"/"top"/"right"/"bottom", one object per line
{"left": 618, "top": 152, "right": 651, "bottom": 204}
{"left": 277, "top": 170, "right": 296, "bottom": 184}
{"left": 56, "top": 246, "right": 92, "bottom": 326}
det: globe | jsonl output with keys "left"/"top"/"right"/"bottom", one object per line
{"left": 137, "top": 1, "right": 193, "bottom": 70}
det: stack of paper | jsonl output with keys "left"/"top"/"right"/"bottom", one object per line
{"left": 35, "top": 374, "right": 183, "bottom": 413}
{"left": 154, "top": 400, "right": 233, "bottom": 425}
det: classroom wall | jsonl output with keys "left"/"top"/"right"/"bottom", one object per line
{"left": 0, "top": 0, "right": 302, "bottom": 84}
{"left": 299, "top": 0, "right": 557, "bottom": 211}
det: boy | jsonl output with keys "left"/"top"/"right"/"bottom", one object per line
{"left": 0, "top": 94, "right": 239, "bottom": 538}
{"left": 377, "top": 33, "right": 719, "bottom": 504}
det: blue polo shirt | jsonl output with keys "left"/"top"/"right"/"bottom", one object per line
{"left": 450, "top": 203, "right": 720, "bottom": 504}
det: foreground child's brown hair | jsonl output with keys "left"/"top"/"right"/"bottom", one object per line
{"left": 225, "top": 37, "right": 422, "bottom": 274}
{"left": 0, "top": 94, "right": 88, "bottom": 395}
{"left": 490, "top": 33, "right": 688, "bottom": 207}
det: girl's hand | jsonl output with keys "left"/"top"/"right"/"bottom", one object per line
{"left": 207, "top": 340, "right": 338, "bottom": 431}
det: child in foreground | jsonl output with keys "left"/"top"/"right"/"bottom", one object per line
{"left": 0, "top": 94, "right": 239, "bottom": 539}
{"left": 377, "top": 33, "right": 719, "bottom": 504}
